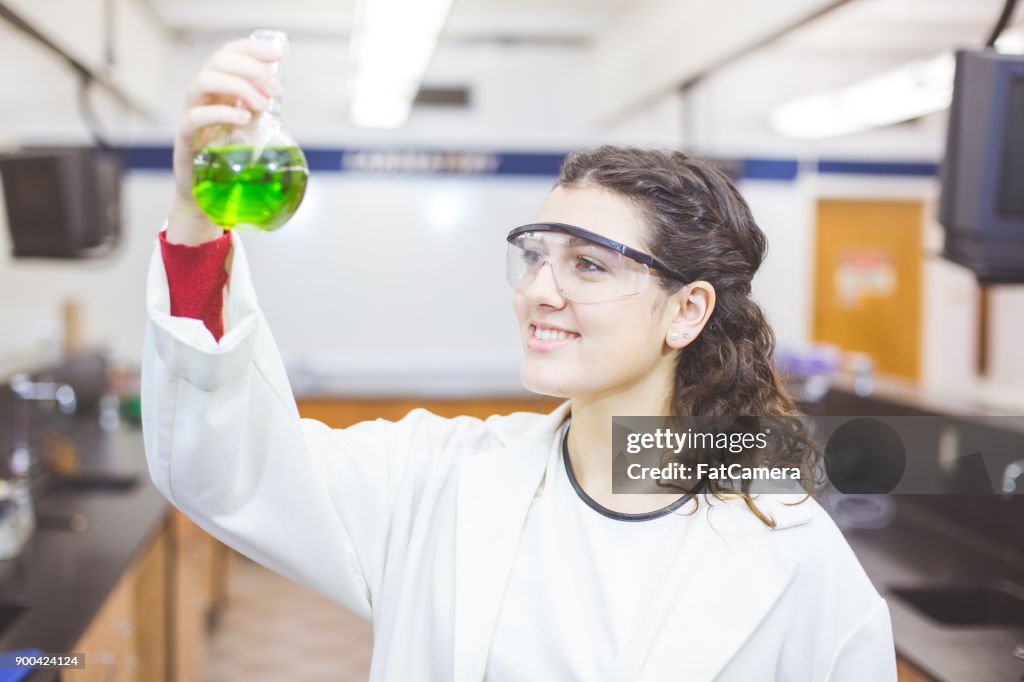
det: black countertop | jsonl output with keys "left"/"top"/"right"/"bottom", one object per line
{"left": 0, "top": 419, "right": 168, "bottom": 682}
{"left": 815, "top": 377, "right": 1024, "bottom": 680}
{"left": 836, "top": 496, "right": 1024, "bottom": 682}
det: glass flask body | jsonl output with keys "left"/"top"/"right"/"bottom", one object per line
{"left": 192, "top": 30, "right": 309, "bottom": 232}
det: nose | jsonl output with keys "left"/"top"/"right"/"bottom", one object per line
{"left": 522, "top": 261, "right": 567, "bottom": 307}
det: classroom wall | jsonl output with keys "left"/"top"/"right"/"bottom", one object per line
{"left": 1, "top": 30, "right": 1022, "bottom": 404}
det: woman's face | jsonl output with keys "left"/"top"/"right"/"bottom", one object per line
{"left": 512, "top": 183, "right": 686, "bottom": 402}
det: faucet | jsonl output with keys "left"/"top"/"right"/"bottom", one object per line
{"left": 7, "top": 373, "right": 76, "bottom": 477}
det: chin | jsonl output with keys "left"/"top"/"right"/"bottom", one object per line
{"left": 520, "top": 367, "right": 573, "bottom": 399}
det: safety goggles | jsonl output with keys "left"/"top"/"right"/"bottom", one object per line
{"left": 505, "top": 222, "right": 690, "bottom": 303}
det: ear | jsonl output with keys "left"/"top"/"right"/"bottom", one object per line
{"left": 665, "top": 281, "right": 716, "bottom": 349}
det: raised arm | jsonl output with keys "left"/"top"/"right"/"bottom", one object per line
{"left": 145, "top": 230, "right": 377, "bottom": 616}
{"left": 142, "top": 37, "right": 442, "bottom": 621}
{"left": 143, "top": 231, "right": 487, "bottom": 620}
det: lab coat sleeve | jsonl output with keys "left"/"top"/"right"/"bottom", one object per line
{"left": 825, "top": 599, "right": 898, "bottom": 682}
{"left": 141, "top": 231, "right": 456, "bottom": 622}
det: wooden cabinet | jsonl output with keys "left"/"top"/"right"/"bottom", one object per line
{"left": 61, "top": 510, "right": 230, "bottom": 682}
{"left": 170, "top": 509, "right": 215, "bottom": 682}
{"left": 134, "top": 527, "right": 168, "bottom": 682}
{"left": 296, "top": 396, "right": 561, "bottom": 428}
{"left": 62, "top": 536, "right": 149, "bottom": 682}
{"left": 167, "top": 508, "right": 231, "bottom": 682}
{"left": 897, "top": 654, "right": 935, "bottom": 681}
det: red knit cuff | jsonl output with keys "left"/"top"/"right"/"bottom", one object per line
{"left": 158, "top": 228, "right": 232, "bottom": 342}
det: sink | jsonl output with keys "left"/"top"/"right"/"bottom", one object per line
{"left": 890, "top": 580, "right": 1024, "bottom": 626}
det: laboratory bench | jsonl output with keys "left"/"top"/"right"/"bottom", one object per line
{"left": 0, "top": 415, "right": 230, "bottom": 682}
{"left": 813, "top": 378, "right": 1024, "bottom": 682}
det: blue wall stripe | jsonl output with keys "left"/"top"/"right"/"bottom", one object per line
{"left": 303, "top": 148, "right": 345, "bottom": 171}
{"left": 117, "top": 145, "right": 940, "bottom": 180}
{"left": 305, "top": 148, "right": 568, "bottom": 176}
{"left": 120, "top": 145, "right": 172, "bottom": 170}
{"left": 816, "top": 160, "right": 938, "bottom": 177}
{"left": 740, "top": 158, "right": 800, "bottom": 181}
{"left": 494, "top": 152, "right": 566, "bottom": 176}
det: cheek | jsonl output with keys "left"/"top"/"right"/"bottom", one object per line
{"left": 577, "top": 306, "right": 656, "bottom": 360}
{"left": 581, "top": 304, "right": 652, "bottom": 338}
{"left": 511, "top": 294, "right": 528, "bottom": 324}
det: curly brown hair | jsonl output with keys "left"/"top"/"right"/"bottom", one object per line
{"left": 556, "top": 145, "right": 820, "bottom": 526}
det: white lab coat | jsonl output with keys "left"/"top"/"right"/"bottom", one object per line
{"left": 141, "top": 233, "right": 897, "bottom": 682}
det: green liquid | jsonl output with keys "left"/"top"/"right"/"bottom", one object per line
{"left": 193, "top": 144, "right": 308, "bottom": 231}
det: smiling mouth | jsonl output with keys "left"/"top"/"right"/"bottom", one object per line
{"left": 529, "top": 325, "right": 581, "bottom": 342}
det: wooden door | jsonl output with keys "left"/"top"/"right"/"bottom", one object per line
{"left": 813, "top": 199, "right": 924, "bottom": 382}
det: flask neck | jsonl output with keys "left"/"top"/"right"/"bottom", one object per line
{"left": 263, "top": 98, "right": 283, "bottom": 117}
{"left": 247, "top": 106, "right": 283, "bottom": 141}
{"left": 249, "top": 29, "right": 290, "bottom": 117}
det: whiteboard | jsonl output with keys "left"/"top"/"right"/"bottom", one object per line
{"left": 240, "top": 173, "right": 557, "bottom": 397}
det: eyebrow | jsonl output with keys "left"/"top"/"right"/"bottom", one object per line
{"left": 524, "top": 233, "right": 599, "bottom": 245}
{"left": 521, "top": 231, "right": 617, "bottom": 251}
{"left": 567, "top": 235, "right": 615, "bottom": 250}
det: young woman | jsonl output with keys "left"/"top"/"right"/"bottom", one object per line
{"left": 143, "top": 38, "right": 897, "bottom": 681}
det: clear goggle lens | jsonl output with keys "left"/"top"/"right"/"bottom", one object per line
{"left": 506, "top": 231, "right": 650, "bottom": 303}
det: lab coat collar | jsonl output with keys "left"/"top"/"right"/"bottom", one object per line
{"left": 453, "top": 400, "right": 810, "bottom": 681}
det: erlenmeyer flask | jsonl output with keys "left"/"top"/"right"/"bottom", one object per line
{"left": 192, "top": 29, "right": 309, "bottom": 232}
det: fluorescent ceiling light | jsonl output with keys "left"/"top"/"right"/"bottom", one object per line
{"left": 770, "top": 53, "right": 954, "bottom": 139}
{"left": 348, "top": 0, "right": 454, "bottom": 128}
{"left": 770, "top": 27, "right": 1024, "bottom": 140}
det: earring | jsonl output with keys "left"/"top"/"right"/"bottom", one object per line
{"left": 670, "top": 332, "right": 679, "bottom": 340}
{"left": 683, "top": 333, "right": 690, "bottom": 339}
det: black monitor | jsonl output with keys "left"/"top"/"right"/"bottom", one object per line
{"left": 0, "top": 146, "right": 122, "bottom": 259}
{"left": 939, "top": 49, "right": 1024, "bottom": 284}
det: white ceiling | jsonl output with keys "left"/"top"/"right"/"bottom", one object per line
{"left": 147, "top": 0, "right": 1022, "bottom": 50}
{"left": 755, "top": 0, "right": 1024, "bottom": 114}
{"left": 2, "top": 0, "right": 1020, "bottom": 146}
{"left": 670, "top": 0, "right": 1022, "bottom": 157}
{"left": 145, "top": 0, "right": 1024, "bottom": 81}
{"left": 145, "top": 0, "right": 635, "bottom": 44}
{"left": 777, "top": 0, "right": 1020, "bottom": 57}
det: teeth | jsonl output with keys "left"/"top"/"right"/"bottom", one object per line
{"left": 532, "top": 326, "right": 577, "bottom": 341}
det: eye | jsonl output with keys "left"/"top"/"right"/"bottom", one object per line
{"left": 575, "top": 256, "right": 607, "bottom": 273}
{"left": 522, "top": 249, "right": 544, "bottom": 266}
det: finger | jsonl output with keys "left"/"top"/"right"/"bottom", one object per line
{"left": 205, "top": 51, "right": 282, "bottom": 97}
{"left": 181, "top": 104, "right": 251, "bottom": 138}
{"left": 188, "top": 70, "right": 268, "bottom": 110}
{"left": 219, "top": 37, "right": 284, "bottom": 62}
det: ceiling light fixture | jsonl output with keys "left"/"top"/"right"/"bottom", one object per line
{"left": 348, "top": 0, "right": 455, "bottom": 129}
{"left": 770, "top": 27, "right": 1024, "bottom": 140}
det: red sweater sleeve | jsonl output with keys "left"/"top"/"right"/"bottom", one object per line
{"left": 158, "top": 228, "right": 232, "bottom": 342}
